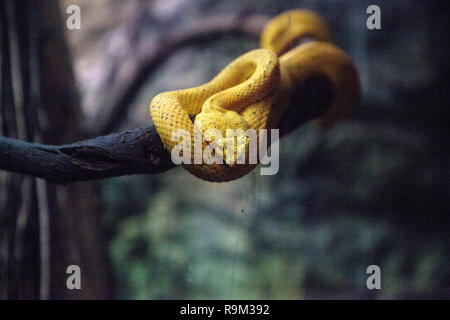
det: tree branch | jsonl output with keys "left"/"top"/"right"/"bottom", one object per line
{"left": 0, "top": 126, "right": 174, "bottom": 184}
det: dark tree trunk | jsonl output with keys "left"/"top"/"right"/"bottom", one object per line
{"left": 0, "top": 0, "right": 110, "bottom": 299}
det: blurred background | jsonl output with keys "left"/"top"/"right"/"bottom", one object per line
{"left": 0, "top": 0, "right": 449, "bottom": 299}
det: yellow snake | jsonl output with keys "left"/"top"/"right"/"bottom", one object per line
{"left": 150, "top": 10, "right": 360, "bottom": 182}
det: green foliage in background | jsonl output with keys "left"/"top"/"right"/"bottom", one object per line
{"left": 102, "top": 122, "right": 448, "bottom": 299}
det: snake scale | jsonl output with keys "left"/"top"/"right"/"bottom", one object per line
{"left": 150, "top": 10, "right": 360, "bottom": 182}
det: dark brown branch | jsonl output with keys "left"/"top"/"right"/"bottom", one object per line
{"left": 92, "top": 13, "right": 269, "bottom": 136}
{"left": 0, "top": 126, "right": 174, "bottom": 184}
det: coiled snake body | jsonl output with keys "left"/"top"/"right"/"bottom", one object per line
{"left": 150, "top": 10, "right": 360, "bottom": 182}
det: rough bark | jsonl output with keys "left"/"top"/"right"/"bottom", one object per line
{"left": 38, "top": 0, "right": 110, "bottom": 300}
{"left": 0, "top": 127, "right": 174, "bottom": 184}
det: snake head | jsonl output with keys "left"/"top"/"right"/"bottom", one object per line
{"left": 194, "top": 110, "right": 251, "bottom": 166}
{"left": 195, "top": 110, "right": 250, "bottom": 139}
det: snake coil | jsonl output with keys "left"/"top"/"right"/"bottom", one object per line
{"left": 150, "top": 10, "right": 360, "bottom": 182}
